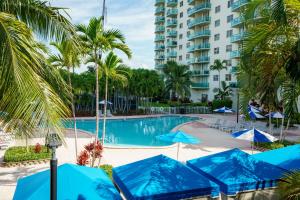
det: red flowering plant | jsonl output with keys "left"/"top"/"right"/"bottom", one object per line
{"left": 34, "top": 143, "right": 42, "bottom": 153}
{"left": 77, "top": 140, "right": 103, "bottom": 167}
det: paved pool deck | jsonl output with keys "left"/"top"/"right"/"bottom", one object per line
{"left": 0, "top": 114, "right": 299, "bottom": 200}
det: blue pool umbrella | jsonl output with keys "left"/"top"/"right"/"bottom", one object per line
{"left": 99, "top": 100, "right": 113, "bottom": 105}
{"left": 113, "top": 155, "right": 220, "bottom": 200}
{"left": 187, "top": 149, "right": 287, "bottom": 196}
{"left": 213, "top": 106, "right": 233, "bottom": 113}
{"left": 265, "top": 111, "right": 284, "bottom": 119}
{"left": 156, "top": 130, "right": 200, "bottom": 160}
{"left": 247, "top": 105, "right": 264, "bottom": 120}
{"left": 13, "top": 163, "right": 121, "bottom": 200}
{"left": 252, "top": 144, "right": 300, "bottom": 171}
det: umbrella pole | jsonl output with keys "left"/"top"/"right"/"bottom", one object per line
{"left": 251, "top": 143, "right": 253, "bottom": 155}
{"left": 177, "top": 143, "right": 180, "bottom": 160}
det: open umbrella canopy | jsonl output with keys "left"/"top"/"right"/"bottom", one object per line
{"left": 156, "top": 130, "right": 200, "bottom": 144}
{"left": 213, "top": 107, "right": 233, "bottom": 113}
{"left": 232, "top": 128, "right": 278, "bottom": 143}
{"left": 247, "top": 105, "right": 264, "bottom": 120}
{"left": 13, "top": 164, "right": 121, "bottom": 200}
{"left": 99, "top": 100, "right": 113, "bottom": 105}
{"left": 248, "top": 105, "right": 262, "bottom": 113}
{"left": 265, "top": 112, "right": 284, "bottom": 119}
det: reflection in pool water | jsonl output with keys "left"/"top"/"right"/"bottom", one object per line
{"left": 64, "top": 116, "right": 198, "bottom": 146}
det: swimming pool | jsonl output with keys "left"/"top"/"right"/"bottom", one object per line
{"left": 64, "top": 116, "right": 198, "bottom": 146}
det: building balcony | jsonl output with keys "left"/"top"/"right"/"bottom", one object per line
{"left": 188, "top": 56, "right": 210, "bottom": 64}
{"left": 231, "top": 16, "right": 244, "bottom": 27}
{"left": 230, "top": 66, "right": 238, "bottom": 74}
{"left": 166, "top": 8, "right": 178, "bottom": 17}
{"left": 155, "top": 45, "right": 165, "bottom": 51}
{"left": 166, "top": 30, "right": 177, "bottom": 37}
{"left": 155, "top": 55, "right": 165, "bottom": 60}
{"left": 191, "top": 82, "right": 209, "bottom": 89}
{"left": 188, "top": 0, "right": 195, "bottom": 5}
{"left": 232, "top": 0, "right": 249, "bottom": 12}
{"left": 154, "top": 35, "right": 165, "bottom": 42}
{"left": 155, "top": 0, "right": 165, "bottom": 6}
{"left": 155, "top": 7, "right": 165, "bottom": 15}
{"left": 166, "top": 19, "right": 177, "bottom": 27}
{"left": 167, "top": 41, "right": 177, "bottom": 47}
{"left": 187, "top": 43, "right": 210, "bottom": 53}
{"left": 188, "top": 16, "right": 210, "bottom": 28}
{"left": 191, "top": 70, "right": 210, "bottom": 76}
{"left": 155, "top": 63, "right": 165, "bottom": 69}
{"left": 167, "top": 0, "right": 177, "bottom": 7}
{"left": 155, "top": 26, "right": 165, "bottom": 33}
{"left": 155, "top": 16, "right": 165, "bottom": 24}
{"left": 167, "top": 51, "right": 177, "bottom": 58}
{"left": 229, "top": 82, "right": 238, "bottom": 88}
{"left": 187, "top": 3, "right": 211, "bottom": 17}
{"left": 187, "top": 30, "right": 210, "bottom": 40}
{"left": 230, "top": 50, "right": 241, "bottom": 59}
{"left": 230, "top": 32, "right": 246, "bottom": 43}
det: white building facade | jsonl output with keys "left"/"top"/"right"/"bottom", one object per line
{"left": 154, "top": 0, "right": 246, "bottom": 103}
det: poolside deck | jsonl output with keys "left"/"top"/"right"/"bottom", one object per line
{"left": 0, "top": 114, "right": 298, "bottom": 199}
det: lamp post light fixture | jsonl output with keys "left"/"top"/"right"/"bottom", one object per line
{"left": 46, "top": 131, "right": 62, "bottom": 200}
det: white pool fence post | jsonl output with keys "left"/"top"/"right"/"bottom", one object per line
{"left": 177, "top": 142, "right": 180, "bottom": 160}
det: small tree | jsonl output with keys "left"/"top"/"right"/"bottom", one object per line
{"left": 214, "top": 81, "right": 233, "bottom": 100}
{"left": 210, "top": 59, "right": 227, "bottom": 91}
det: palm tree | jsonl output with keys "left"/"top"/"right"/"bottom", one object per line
{"left": 163, "top": 61, "right": 191, "bottom": 101}
{"left": 278, "top": 171, "right": 300, "bottom": 199}
{"left": 214, "top": 81, "right": 233, "bottom": 100}
{"left": 210, "top": 59, "right": 227, "bottom": 91}
{"left": 49, "top": 40, "right": 81, "bottom": 158}
{"left": 76, "top": 17, "right": 131, "bottom": 166}
{"left": 100, "top": 52, "right": 130, "bottom": 145}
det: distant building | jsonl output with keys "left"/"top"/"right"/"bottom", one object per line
{"left": 154, "top": 0, "right": 246, "bottom": 103}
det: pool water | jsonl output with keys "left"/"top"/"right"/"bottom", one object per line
{"left": 64, "top": 116, "right": 198, "bottom": 146}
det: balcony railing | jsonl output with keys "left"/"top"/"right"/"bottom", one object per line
{"left": 188, "top": 56, "right": 210, "bottom": 64}
{"left": 229, "top": 82, "right": 238, "bottom": 88}
{"left": 232, "top": 0, "right": 249, "bottom": 12}
{"left": 167, "top": 41, "right": 177, "bottom": 47}
{"left": 230, "top": 32, "right": 246, "bottom": 43}
{"left": 167, "top": 51, "right": 177, "bottom": 57}
{"left": 192, "top": 70, "right": 210, "bottom": 76}
{"left": 166, "top": 8, "right": 178, "bottom": 17}
{"left": 155, "top": 7, "right": 165, "bottom": 14}
{"left": 155, "top": 45, "right": 165, "bottom": 51}
{"left": 230, "top": 66, "right": 238, "bottom": 73}
{"left": 187, "top": 3, "right": 211, "bottom": 17}
{"left": 166, "top": 30, "right": 177, "bottom": 37}
{"left": 155, "top": 16, "right": 165, "bottom": 24}
{"left": 188, "top": 16, "right": 210, "bottom": 28}
{"left": 230, "top": 50, "right": 241, "bottom": 59}
{"left": 155, "top": 26, "right": 165, "bottom": 33}
{"left": 155, "top": 0, "right": 165, "bottom": 6}
{"left": 154, "top": 35, "right": 165, "bottom": 42}
{"left": 166, "top": 19, "right": 177, "bottom": 27}
{"left": 231, "top": 16, "right": 244, "bottom": 27}
{"left": 155, "top": 55, "right": 165, "bottom": 60}
{"left": 187, "top": 43, "right": 210, "bottom": 52}
{"left": 155, "top": 63, "right": 165, "bottom": 69}
{"left": 191, "top": 82, "right": 209, "bottom": 89}
{"left": 188, "top": 0, "right": 195, "bottom": 5}
{"left": 188, "top": 30, "right": 210, "bottom": 40}
{"left": 167, "top": 0, "right": 177, "bottom": 7}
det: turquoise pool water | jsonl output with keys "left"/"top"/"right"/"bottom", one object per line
{"left": 64, "top": 116, "right": 198, "bottom": 146}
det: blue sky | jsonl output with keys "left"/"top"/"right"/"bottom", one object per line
{"left": 50, "top": 0, "right": 155, "bottom": 72}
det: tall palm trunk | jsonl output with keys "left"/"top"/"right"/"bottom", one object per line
{"left": 67, "top": 67, "right": 78, "bottom": 159}
{"left": 102, "top": 76, "right": 108, "bottom": 145}
{"left": 218, "top": 71, "right": 221, "bottom": 92}
{"left": 269, "top": 106, "right": 272, "bottom": 135}
{"left": 92, "top": 51, "right": 99, "bottom": 167}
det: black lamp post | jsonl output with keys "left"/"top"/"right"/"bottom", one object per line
{"left": 46, "top": 131, "right": 62, "bottom": 200}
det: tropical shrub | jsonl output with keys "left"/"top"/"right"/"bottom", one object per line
{"left": 254, "top": 140, "right": 296, "bottom": 150}
{"left": 278, "top": 171, "right": 300, "bottom": 200}
{"left": 100, "top": 164, "right": 113, "bottom": 179}
{"left": 34, "top": 143, "right": 42, "bottom": 153}
{"left": 77, "top": 141, "right": 103, "bottom": 167}
{"left": 211, "top": 99, "right": 232, "bottom": 110}
{"left": 4, "top": 146, "right": 50, "bottom": 162}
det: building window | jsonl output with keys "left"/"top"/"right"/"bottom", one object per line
{"left": 225, "top": 60, "right": 232, "bottom": 66}
{"left": 214, "top": 34, "right": 220, "bottom": 41}
{"left": 226, "top": 74, "right": 232, "bottom": 81}
{"left": 179, "top": 23, "right": 183, "bottom": 28}
{"left": 228, "top": 0, "right": 234, "bottom": 8}
{"left": 179, "top": 34, "right": 183, "bottom": 39}
{"left": 226, "top": 30, "right": 233, "bottom": 38}
{"left": 214, "top": 47, "right": 219, "bottom": 54}
{"left": 179, "top": 55, "right": 182, "bottom": 61}
{"left": 186, "top": 42, "right": 190, "bottom": 48}
{"left": 226, "top": 45, "right": 232, "bottom": 52}
{"left": 215, "top": 5, "right": 221, "bottom": 13}
{"left": 180, "top": 1, "right": 183, "bottom": 7}
{"left": 187, "top": 31, "right": 190, "bottom": 36}
{"left": 180, "top": 12, "right": 183, "bottom": 18}
{"left": 179, "top": 45, "right": 183, "bottom": 50}
{"left": 186, "top": 54, "right": 190, "bottom": 59}
{"left": 215, "top": 19, "right": 220, "bottom": 27}
{"left": 227, "top": 14, "right": 234, "bottom": 23}
{"left": 213, "top": 75, "right": 219, "bottom": 81}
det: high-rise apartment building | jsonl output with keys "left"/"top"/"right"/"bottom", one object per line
{"left": 154, "top": 0, "right": 247, "bottom": 103}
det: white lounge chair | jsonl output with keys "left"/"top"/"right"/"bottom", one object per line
{"left": 107, "top": 109, "right": 113, "bottom": 117}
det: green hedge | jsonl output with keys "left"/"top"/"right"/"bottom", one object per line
{"left": 254, "top": 140, "right": 296, "bottom": 150}
{"left": 211, "top": 99, "right": 233, "bottom": 110}
{"left": 4, "top": 146, "right": 51, "bottom": 163}
{"left": 100, "top": 164, "right": 113, "bottom": 179}
{"left": 141, "top": 101, "right": 209, "bottom": 108}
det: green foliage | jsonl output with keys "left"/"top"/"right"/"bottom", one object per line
{"left": 214, "top": 81, "right": 233, "bottom": 100}
{"left": 254, "top": 140, "right": 296, "bottom": 150}
{"left": 211, "top": 99, "right": 232, "bottom": 110}
{"left": 278, "top": 171, "right": 300, "bottom": 200}
{"left": 4, "top": 146, "right": 51, "bottom": 163}
{"left": 100, "top": 164, "right": 113, "bottom": 179}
